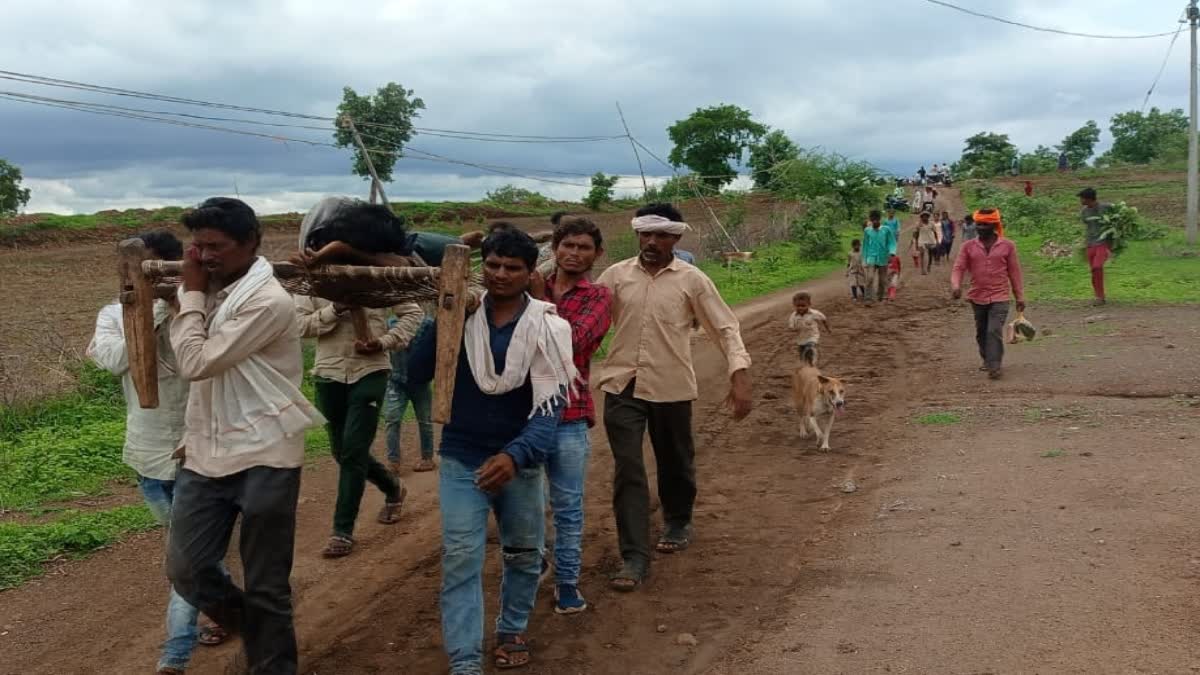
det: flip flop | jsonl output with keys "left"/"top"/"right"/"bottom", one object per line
{"left": 609, "top": 559, "right": 648, "bottom": 592}
{"left": 655, "top": 524, "right": 693, "bottom": 554}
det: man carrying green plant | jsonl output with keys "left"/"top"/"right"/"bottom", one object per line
{"left": 88, "top": 230, "right": 228, "bottom": 674}
{"left": 1078, "top": 188, "right": 1112, "bottom": 306}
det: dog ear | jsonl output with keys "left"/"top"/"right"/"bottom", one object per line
{"left": 817, "top": 375, "right": 831, "bottom": 384}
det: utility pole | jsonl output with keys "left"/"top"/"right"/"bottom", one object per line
{"left": 340, "top": 115, "right": 390, "bottom": 208}
{"left": 615, "top": 102, "right": 649, "bottom": 196}
{"left": 1188, "top": 0, "right": 1199, "bottom": 246}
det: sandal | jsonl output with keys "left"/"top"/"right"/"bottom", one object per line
{"left": 608, "top": 559, "right": 648, "bottom": 592}
{"left": 321, "top": 534, "right": 355, "bottom": 558}
{"left": 413, "top": 458, "right": 436, "bottom": 473}
{"left": 377, "top": 485, "right": 408, "bottom": 524}
{"left": 655, "top": 524, "right": 693, "bottom": 554}
{"left": 196, "top": 617, "right": 228, "bottom": 646}
{"left": 494, "top": 632, "right": 531, "bottom": 669}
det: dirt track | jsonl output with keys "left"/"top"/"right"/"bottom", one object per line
{"left": 3, "top": 189, "right": 1200, "bottom": 674}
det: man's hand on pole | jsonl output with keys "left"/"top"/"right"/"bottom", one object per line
{"left": 181, "top": 246, "right": 208, "bottom": 292}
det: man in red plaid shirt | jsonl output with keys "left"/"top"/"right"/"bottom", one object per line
{"left": 532, "top": 216, "right": 612, "bottom": 614}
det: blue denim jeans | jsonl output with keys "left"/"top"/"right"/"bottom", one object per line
{"left": 384, "top": 380, "right": 435, "bottom": 463}
{"left": 439, "top": 456, "right": 544, "bottom": 675}
{"left": 138, "top": 475, "right": 200, "bottom": 672}
{"left": 546, "top": 421, "right": 590, "bottom": 586}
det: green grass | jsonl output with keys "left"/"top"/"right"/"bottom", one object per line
{"left": 1009, "top": 232, "right": 1199, "bottom": 304}
{"left": 916, "top": 412, "right": 962, "bottom": 426}
{"left": 0, "top": 504, "right": 159, "bottom": 589}
{"left": 1041, "top": 449, "right": 1066, "bottom": 458}
{"left": 697, "top": 240, "right": 847, "bottom": 307}
{"left": 0, "top": 344, "right": 331, "bottom": 588}
{"left": 966, "top": 177, "right": 1199, "bottom": 304}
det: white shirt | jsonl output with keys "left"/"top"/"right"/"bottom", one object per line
{"left": 87, "top": 302, "right": 189, "bottom": 481}
{"left": 788, "top": 309, "right": 827, "bottom": 345}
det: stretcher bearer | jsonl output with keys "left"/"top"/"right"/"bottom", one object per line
{"left": 166, "top": 197, "right": 324, "bottom": 675}
{"left": 596, "top": 203, "right": 753, "bottom": 592}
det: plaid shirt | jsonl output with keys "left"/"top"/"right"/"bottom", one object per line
{"left": 546, "top": 273, "right": 613, "bottom": 427}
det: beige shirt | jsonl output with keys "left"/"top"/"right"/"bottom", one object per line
{"left": 294, "top": 297, "right": 424, "bottom": 383}
{"left": 595, "top": 256, "right": 751, "bottom": 403}
{"left": 170, "top": 277, "right": 306, "bottom": 478}
{"left": 788, "top": 308, "right": 827, "bottom": 345}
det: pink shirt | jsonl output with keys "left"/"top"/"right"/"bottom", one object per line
{"left": 951, "top": 238, "right": 1025, "bottom": 305}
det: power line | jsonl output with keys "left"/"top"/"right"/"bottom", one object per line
{"left": 1143, "top": 10, "right": 1189, "bottom": 111}
{"left": 919, "top": 0, "right": 1182, "bottom": 39}
{"left": 0, "top": 91, "right": 652, "bottom": 190}
{"left": 0, "top": 69, "right": 624, "bottom": 140}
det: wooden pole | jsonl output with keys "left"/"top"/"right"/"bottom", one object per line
{"left": 340, "top": 115, "right": 391, "bottom": 208}
{"left": 616, "top": 101, "right": 649, "bottom": 196}
{"left": 118, "top": 238, "right": 159, "bottom": 409}
{"left": 432, "top": 244, "right": 470, "bottom": 424}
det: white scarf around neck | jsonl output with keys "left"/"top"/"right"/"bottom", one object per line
{"left": 465, "top": 293, "right": 578, "bottom": 418}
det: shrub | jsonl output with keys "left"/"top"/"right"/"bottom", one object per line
{"left": 484, "top": 184, "right": 550, "bottom": 207}
{"left": 790, "top": 197, "right": 842, "bottom": 261}
{"left": 583, "top": 172, "right": 619, "bottom": 211}
{"left": 1095, "top": 201, "right": 1166, "bottom": 256}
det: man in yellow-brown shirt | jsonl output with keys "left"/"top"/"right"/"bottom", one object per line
{"left": 595, "top": 203, "right": 753, "bottom": 592}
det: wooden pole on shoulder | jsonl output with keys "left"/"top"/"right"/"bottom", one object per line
{"left": 432, "top": 244, "right": 470, "bottom": 424}
{"left": 118, "top": 238, "right": 159, "bottom": 408}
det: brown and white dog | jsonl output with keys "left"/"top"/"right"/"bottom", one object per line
{"left": 791, "top": 366, "right": 847, "bottom": 451}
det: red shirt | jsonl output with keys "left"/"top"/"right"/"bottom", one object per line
{"left": 951, "top": 238, "right": 1025, "bottom": 305}
{"left": 546, "top": 273, "right": 613, "bottom": 427}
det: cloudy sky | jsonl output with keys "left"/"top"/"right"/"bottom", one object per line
{"left": 0, "top": 0, "right": 1190, "bottom": 214}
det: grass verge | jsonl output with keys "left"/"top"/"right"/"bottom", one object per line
{"left": 0, "top": 505, "right": 160, "bottom": 589}
{"left": 964, "top": 178, "right": 1199, "bottom": 304}
{"left": 0, "top": 344, "right": 330, "bottom": 589}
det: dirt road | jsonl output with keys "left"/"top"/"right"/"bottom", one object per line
{"left": 3, "top": 189, "right": 1199, "bottom": 674}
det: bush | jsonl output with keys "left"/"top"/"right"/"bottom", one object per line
{"left": 643, "top": 174, "right": 711, "bottom": 203}
{"left": 484, "top": 184, "right": 550, "bottom": 207}
{"left": 583, "top": 172, "right": 619, "bottom": 211}
{"left": 790, "top": 198, "right": 842, "bottom": 261}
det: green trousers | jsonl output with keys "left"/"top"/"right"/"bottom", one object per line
{"left": 315, "top": 371, "right": 401, "bottom": 537}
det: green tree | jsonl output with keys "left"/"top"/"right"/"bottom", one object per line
{"left": 0, "top": 159, "right": 31, "bottom": 216}
{"left": 583, "top": 172, "right": 619, "bottom": 210}
{"left": 1107, "top": 108, "right": 1189, "bottom": 164}
{"left": 334, "top": 83, "right": 425, "bottom": 183}
{"left": 1019, "top": 145, "right": 1058, "bottom": 174}
{"left": 954, "top": 132, "right": 1018, "bottom": 178}
{"left": 769, "top": 150, "right": 880, "bottom": 220}
{"left": 1057, "top": 120, "right": 1101, "bottom": 169}
{"left": 667, "top": 104, "right": 767, "bottom": 189}
{"left": 747, "top": 130, "right": 800, "bottom": 188}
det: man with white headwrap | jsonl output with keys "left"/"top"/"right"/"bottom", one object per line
{"left": 595, "top": 203, "right": 753, "bottom": 592}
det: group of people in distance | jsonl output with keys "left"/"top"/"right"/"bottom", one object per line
{"left": 88, "top": 197, "right": 752, "bottom": 675}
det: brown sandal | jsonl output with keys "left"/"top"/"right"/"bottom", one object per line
{"left": 377, "top": 485, "right": 408, "bottom": 524}
{"left": 321, "top": 535, "right": 354, "bottom": 558}
{"left": 494, "top": 633, "right": 531, "bottom": 669}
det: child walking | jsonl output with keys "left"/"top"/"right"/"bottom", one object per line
{"left": 846, "top": 239, "right": 866, "bottom": 301}
{"left": 908, "top": 229, "right": 921, "bottom": 271}
{"left": 789, "top": 291, "right": 832, "bottom": 366}
{"left": 886, "top": 254, "right": 902, "bottom": 300}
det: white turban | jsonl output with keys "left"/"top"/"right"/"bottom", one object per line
{"left": 631, "top": 214, "right": 691, "bottom": 235}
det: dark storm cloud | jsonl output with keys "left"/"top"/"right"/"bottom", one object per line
{"left": 0, "top": 0, "right": 1186, "bottom": 212}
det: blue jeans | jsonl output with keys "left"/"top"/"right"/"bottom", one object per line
{"left": 384, "top": 380, "right": 435, "bottom": 463}
{"left": 138, "top": 475, "right": 200, "bottom": 672}
{"left": 439, "top": 456, "right": 544, "bottom": 675}
{"left": 546, "top": 421, "right": 590, "bottom": 586}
